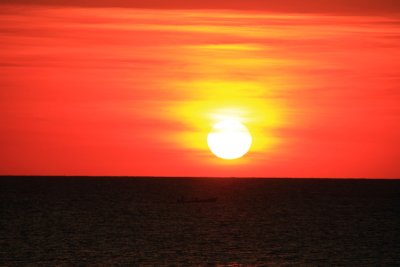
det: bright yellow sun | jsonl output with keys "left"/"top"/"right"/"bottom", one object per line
{"left": 207, "top": 119, "right": 252, "bottom": 160}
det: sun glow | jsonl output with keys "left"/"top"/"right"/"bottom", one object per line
{"left": 207, "top": 119, "right": 252, "bottom": 160}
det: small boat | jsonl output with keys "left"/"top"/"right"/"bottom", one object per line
{"left": 177, "top": 197, "right": 217, "bottom": 204}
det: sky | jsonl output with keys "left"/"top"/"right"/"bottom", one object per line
{"left": 2, "top": 0, "right": 400, "bottom": 14}
{"left": 0, "top": 1, "right": 399, "bottom": 178}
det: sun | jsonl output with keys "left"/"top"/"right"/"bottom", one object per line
{"left": 207, "top": 119, "right": 252, "bottom": 160}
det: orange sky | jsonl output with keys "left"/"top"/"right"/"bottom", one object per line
{"left": 0, "top": 3, "right": 399, "bottom": 178}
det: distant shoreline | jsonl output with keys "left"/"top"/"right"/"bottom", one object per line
{"left": 0, "top": 175, "right": 399, "bottom": 180}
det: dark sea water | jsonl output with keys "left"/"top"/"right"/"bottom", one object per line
{"left": 1, "top": 177, "right": 400, "bottom": 266}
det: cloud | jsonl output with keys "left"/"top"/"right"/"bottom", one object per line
{"left": 1, "top": 0, "right": 400, "bottom": 15}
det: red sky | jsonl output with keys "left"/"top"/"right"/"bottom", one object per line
{"left": 0, "top": 2, "right": 399, "bottom": 178}
{"left": 2, "top": 0, "right": 400, "bottom": 14}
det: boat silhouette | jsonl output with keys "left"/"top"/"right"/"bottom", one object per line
{"left": 177, "top": 196, "right": 217, "bottom": 204}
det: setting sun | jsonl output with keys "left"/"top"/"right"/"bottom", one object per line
{"left": 207, "top": 119, "right": 252, "bottom": 160}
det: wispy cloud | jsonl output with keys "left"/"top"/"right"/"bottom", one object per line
{"left": 2, "top": 0, "right": 400, "bottom": 14}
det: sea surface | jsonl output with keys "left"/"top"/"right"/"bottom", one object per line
{"left": 1, "top": 177, "right": 400, "bottom": 266}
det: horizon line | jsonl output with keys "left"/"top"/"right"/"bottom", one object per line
{"left": 0, "top": 175, "right": 399, "bottom": 180}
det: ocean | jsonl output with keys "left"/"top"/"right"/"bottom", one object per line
{"left": 1, "top": 177, "right": 399, "bottom": 266}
